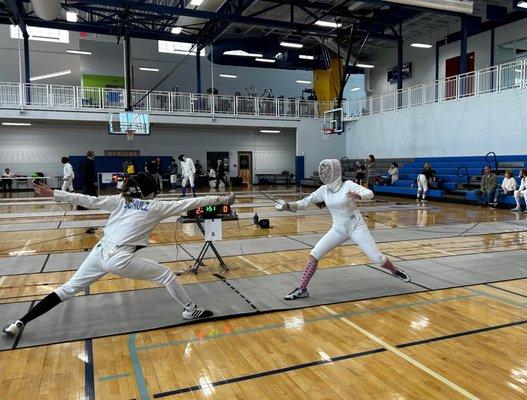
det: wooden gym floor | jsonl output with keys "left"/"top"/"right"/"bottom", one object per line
{"left": 0, "top": 187, "right": 526, "bottom": 399}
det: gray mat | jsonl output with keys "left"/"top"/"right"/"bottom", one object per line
{"left": 4, "top": 281, "right": 255, "bottom": 350}
{"left": 228, "top": 265, "right": 424, "bottom": 311}
{"left": 0, "top": 222, "right": 59, "bottom": 232}
{"left": 0, "top": 254, "right": 47, "bottom": 276}
{"left": 2, "top": 249, "right": 527, "bottom": 350}
{"left": 387, "top": 250, "right": 527, "bottom": 290}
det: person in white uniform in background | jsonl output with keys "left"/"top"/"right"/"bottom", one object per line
{"left": 3, "top": 172, "right": 236, "bottom": 338}
{"left": 512, "top": 169, "right": 527, "bottom": 212}
{"left": 61, "top": 157, "right": 75, "bottom": 192}
{"left": 179, "top": 154, "right": 196, "bottom": 197}
{"left": 275, "top": 159, "right": 410, "bottom": 300}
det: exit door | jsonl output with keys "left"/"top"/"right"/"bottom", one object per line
{"left": 237, "top": 151, "right": 253, "bottom": 184}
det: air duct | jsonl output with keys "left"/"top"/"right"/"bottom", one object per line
{"left": 30, "top": 0, "right": 62, "bottom": 21}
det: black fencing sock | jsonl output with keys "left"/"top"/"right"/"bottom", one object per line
{"left": 20, "top": 292, "right": 62, "bottom": 325}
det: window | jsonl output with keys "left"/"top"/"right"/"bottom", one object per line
{"left": 10, "top": 25, "right": 69, "bottom": 43}
{"left": 498, "top": 37, "right": 527, "bottom": 64}
{"left": 158, "top": 40, "right": 205, "bottom": 56}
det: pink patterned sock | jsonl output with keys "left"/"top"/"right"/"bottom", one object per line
{"left": 299, "top": 257, "right": 318, "bottom": 290}
{"left": 381, "top": 258, "right": 396, "bottom": 273}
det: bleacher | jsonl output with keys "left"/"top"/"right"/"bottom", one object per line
{"left": 373, "top": 155, "right": 527, "bottom": 206}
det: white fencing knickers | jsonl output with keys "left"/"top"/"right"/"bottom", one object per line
{"left": 61, "top": 178, "right": 74, "bottom": 192}
{"left": 416, "top": 174, "right": 428, "bottom": 199}
{"left": 310, "top": 213, "right": 386, "bottom": 264}
{"left": 55, "top": 241, "right": 191, "bottom": 307}
{"left": 182, "top": 173, "right": 195, "bottom": 188}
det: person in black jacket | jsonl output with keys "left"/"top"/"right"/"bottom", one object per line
{"left": 215, "top": 159, "right": 228, "bottom": 190}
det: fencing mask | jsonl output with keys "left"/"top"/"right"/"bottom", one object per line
{"left": 318, "top": 159, "right": 343, "bottom": 193}
{"left": 123, "top": 172, "right": 158, "bottom": 198}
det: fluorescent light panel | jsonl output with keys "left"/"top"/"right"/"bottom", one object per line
{"left": 299, "top": 54, "right": 314, "bottom": 60}
{"left": 219, "top": 74, "right": 237, "bottom": 78}
{"left": 351, "top": 87, "right": 361, "bottom": 91}
{"left": 260, "top": 129, "right": 280, "bottom": 133}
{"left": 224, "top": 50, "right": 263, "bottom": 57}
{"left": 255, "top": 58, "right": 275, "bottom": 63}
{"left": 280, "top": 41, "right": 303, "bottom": 48}
{"left": 190, "top": 0, "right": 203, "bottom": 5}
{"left": 411, "top": 42, "right": 432, "bottom": 48}
{"left": 66, "top": 11, "right": 78, "bottom": 22}
{"left": 356, "top": 63, "right": 374, "bottom": 69}
{"left": 315, "top": 20, "right": 342, "bottom": 28}
{"left": 296, "top": 80, "right": 311, "bottom": 84}
{"left": 67, "top": 49, "right": 92, "bottom": 55}
{"left": 139, "top": 67, "right": 159, "bottom": 71}
{"left": 517, "top": 0, "right": 527, "bottom": 8}
{"left": 171, "top": 27, "right": 182, "bottom": 34}
{"left": 30, "top": 70, "right": 71, "bottom": 81}
{"left": 2, "top": 122, "right": 31, "bottom": 126}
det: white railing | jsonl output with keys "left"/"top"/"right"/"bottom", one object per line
{"left": 1, "top": 59, "right": 526, "bottom": 121}
{"left": 0, "top": 82, "right": 321, "bottom": 119}
{"left": 344, "top": 58, "right": 527, "bottom": 118}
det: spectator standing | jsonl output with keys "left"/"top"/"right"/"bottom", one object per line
{"left": 1, "top": 168, "right": 14, "bottom": 192}
{"left": 416, "top": 162, "right": 436, "bottom": 204}
{"left": 195, "top": 159, "right": 203, "bottom": 187}
{"left": 366, "top": 155, "right": 376, "bottom": 188}
{"left": 355, "top": 162, "right": 366, "bottom": 186}
{"left": 169, "top": 158, "right": 178, "bottom": 192}
{"left": 490, "top": 170, "right": 516, "bottom": 207}
{"left": 78, "top": 151, "right": 97, "bottom": 211}
{"left": 61, "top": 157, "right": 75, "bottom": 192}
{"left": 474, "top": 166, "right": 497, "bottom": 207}
{"left": 215, "top": 159, "right": 228, "bottom": 190}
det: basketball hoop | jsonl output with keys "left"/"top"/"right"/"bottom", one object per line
{"left": 125, "top": 129, "right": 135, "bottom": 141}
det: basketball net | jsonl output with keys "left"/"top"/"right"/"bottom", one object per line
{"left": 125, "top": 129, "right": 135, "bottom": 141}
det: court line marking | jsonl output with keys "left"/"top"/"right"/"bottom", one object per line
{"left": 236, "top": 255, "right": 271, "bottom": 274}
{"left": 128, "top": 333, "right": 150, "bottom": 400}
{"left": 485, "top": 283, "right": 527, "bottom": 299}
{"left": 321, "top": 305, "right": 480, "bottom": 400}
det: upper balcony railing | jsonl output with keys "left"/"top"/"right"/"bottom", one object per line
{"left": 1, "top": 59, "right": 525, "bottom": 122}
{"left": 0, "top": 82, "right": 338, "bottom": 120}
{"left": 344, "top": 59, "right": 527, "bottom": 118}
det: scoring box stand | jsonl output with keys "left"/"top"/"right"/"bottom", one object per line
{"left": 178, "top": 204, "right": 238, "bottom": 274}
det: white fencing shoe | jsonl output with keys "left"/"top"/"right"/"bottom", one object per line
{"left": 3, "top": 320, "right": 24, "bottom": 337}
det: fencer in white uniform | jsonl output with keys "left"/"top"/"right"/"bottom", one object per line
{"left": 3, "top": 172, "right": 236, "bottom": 338}
{"left": 179, "top": 154, "right": 196, "bottom": 197}
{"left": 61, "top": 157, "right": 75, "bottom": 192}
{"left": 276, "top": 159, "right": 410, "bottom": 300}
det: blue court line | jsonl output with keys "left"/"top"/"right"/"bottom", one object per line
{"left": 136, "top": 292, "right": 482, "bottom": 352}
{"left": 128, "top": 333, "right": 150, "bottom": 400}
{"left": 98, "top": 372, "right": 130, "bottom": 382}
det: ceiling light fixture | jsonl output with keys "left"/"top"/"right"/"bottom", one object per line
{"left": 255, "top": 58, "right": 276, "bottom": 63}
{"left": 219, "top": 74, "right": 237, "bottom": 78}
{"left": 299, "top": 54, "right": 314, "bottom": 60}
{"left": 67, "top": 49, "right": 92, "bottom": 55}
{"left": 30, "top": 70, "right": 71, "bottom": 81}
{"left": 139, "top": 67, "right": 159, "bottom": 72}
{"left": 2, "top": 122, "right": 32, "bottom": 126}
{"left": 260, "top": 129, "right": 280, "bottom": 133}
{"left": 314, "top": 20, "right": 342, "bottom": 28}
{"left": 224, "top": 50, "right": 263, "bottom": 57}
{"left": 411, "top": 43, "right": 432, "bottom": 48}
{"left": 280, "top": 41, "right": 303, "bottom": 48}
{"left": 171, "top": 27, "right": 182, "bottom": 34}
{"left": 356, "top": 63, "right": 374, "bottom": 69}
{"left": 296, "top": 80, "right": 311, "bottom": 84}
